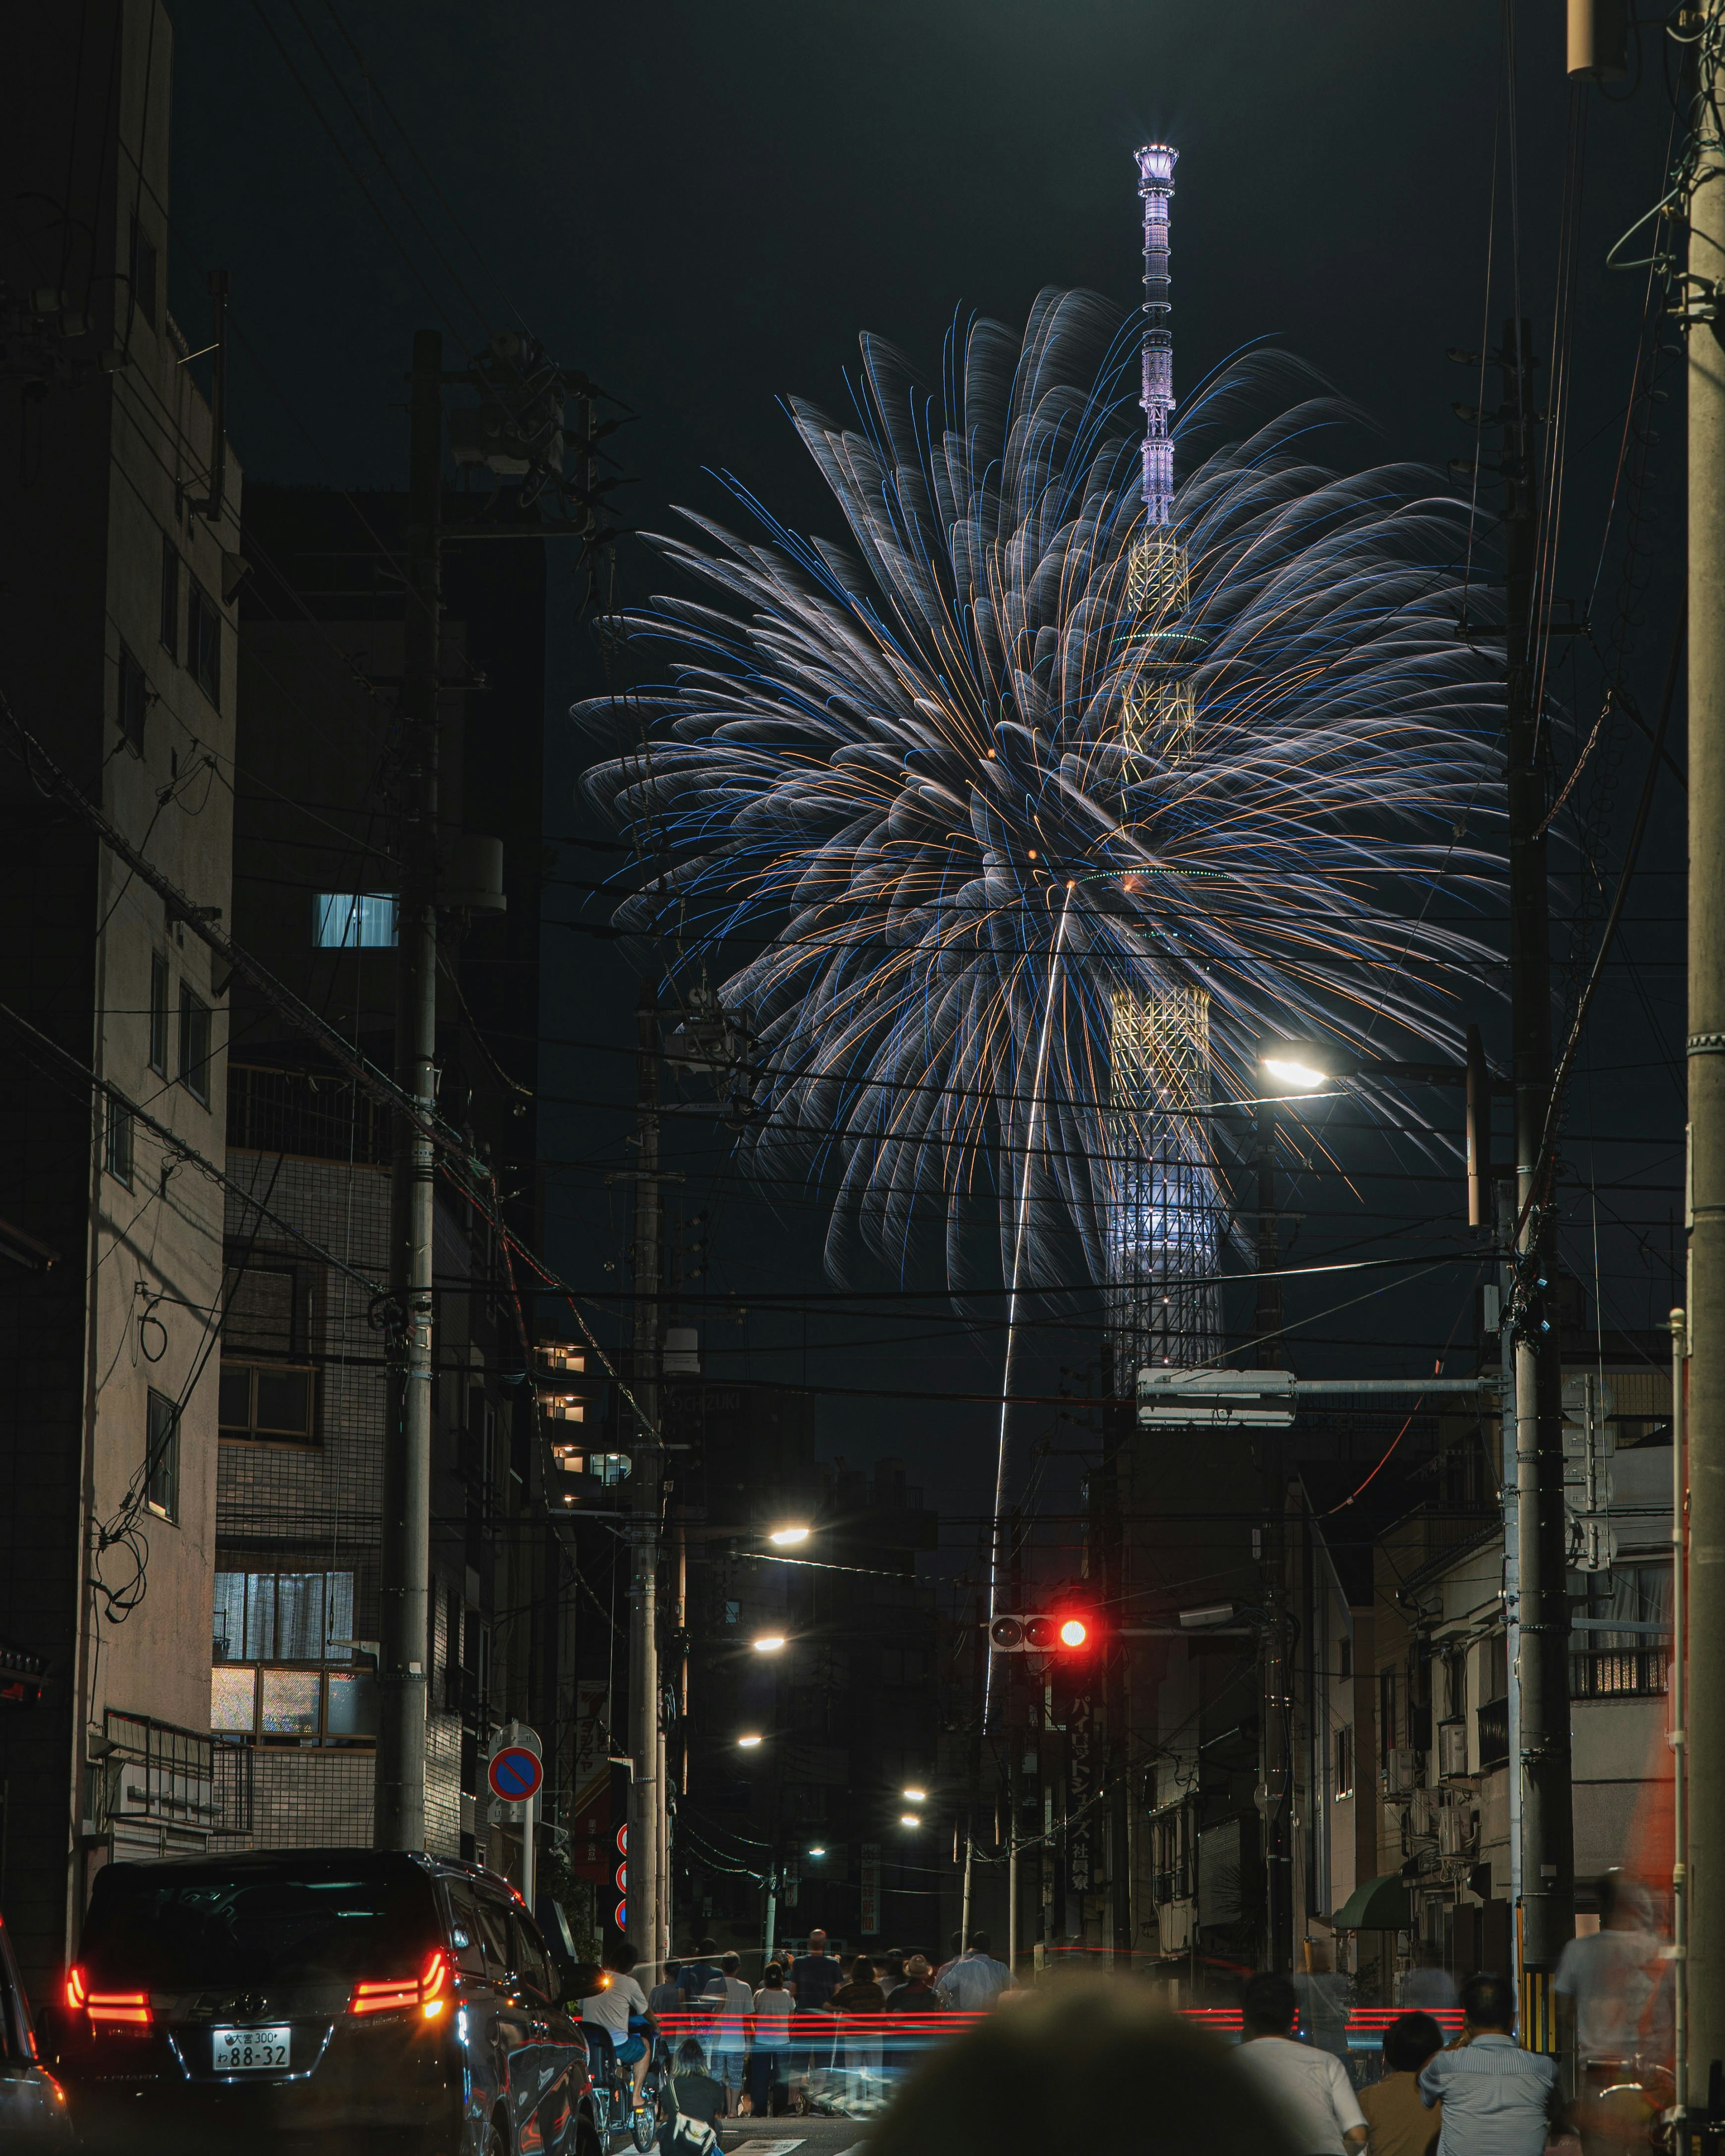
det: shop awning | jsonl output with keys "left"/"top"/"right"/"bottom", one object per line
{"left": 1332, "top": 1873, "right": 1412, "bottom": 1930}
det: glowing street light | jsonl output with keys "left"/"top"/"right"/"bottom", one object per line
{"left": 902, "top": 1785, "right": 928, "bottom": 1803}
{"left": 752, "top": 1634, "right": 787, "bottom": 1654}
{"left": 808, "top": 1844, "right": 827, "bottom": 1857}
{"left": 1259, "top": 1038, "right": 1333, "bottom": 1094}
{"left": 736, "top": 1733, "right": 764, "bottom": 1749}
{"left": 899, "top": 1812, "right": 922, "bottom": 1828}
{"left": 767, "top": 1524, "right": 810, "bottom": 1547}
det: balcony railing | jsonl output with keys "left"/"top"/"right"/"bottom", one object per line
{"left": 1570, "top": 1648, "right": 1668, "bottom": 1699}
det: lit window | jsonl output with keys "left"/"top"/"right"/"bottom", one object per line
{"left": 146, "top": 1389, "right": 179, "bottom": 1521}
{"left": 187, "top": 581, "right": 221, "bottom": 706}
{"left": 105, "top": 1099, "right": 133, "bottom": 1187}
{"left": 117, "top": 642, "right": 147, "bottom": 755}
{"left": 314, "top": 893, "right": 398, "bottom": 950}
{"left": 179, "top": 985, "right": 212, "bottom": 1104}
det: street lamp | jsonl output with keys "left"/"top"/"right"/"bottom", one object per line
{"left": 902, "top": 1785, "right": 928, "bottom": 1803}
{"left": 1257, "top": 1026, "right": 1500, "bottom": 1229}
{"left": 807, "top": 1845, "right": 827, "bottom": 1858}
{"left": 751, "top": 1634, "right": 787, "bottom": 1654}
{"left": 766, "top": 1524, "right": 810, "bottom": 1547}
{"left": 736, "top": 1733, "right": 764, "bottom": 1749}
{"left": 899, "top": 1812, "right": 921, "bottom": 1828}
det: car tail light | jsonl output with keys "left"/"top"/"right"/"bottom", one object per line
{"left": 85, "top": 1991, "right": 152, "bottom": 2027}
{"left": 352, "top": 1947, "right": 451, "bottom": 2018}
{"left": 65, "top": 1967, "right": 87, "bottom": 2011}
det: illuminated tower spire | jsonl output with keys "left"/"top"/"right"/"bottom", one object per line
{"left": 1137, "top": 143, "right": 1177, "bottom": 526}
{"left": 1109, "top": 139, "right": 1220, "bottom": 1383}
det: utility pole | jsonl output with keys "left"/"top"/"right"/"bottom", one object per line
{"left": 1253, "top": 1100, "right": 1284, "bottom": 1367}
{"left": 1685, "top": 18, "right": 1725, "bottom": 2122}
{"left": 1500, "top": 316, "right": 1574, "bottom": 2016}
{"left": 628, "top": 981, "right": 664, "bottom": 1967}
{"left": 1100, "top": 1343, "right": 1132, "bottom": 1970}
{"left": 376, "top": 329, "right": 442, "bottom": 1851}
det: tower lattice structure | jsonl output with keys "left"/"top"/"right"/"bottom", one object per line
{"left": 1106, "top": 143, "right": 1221, "bottom": 1378}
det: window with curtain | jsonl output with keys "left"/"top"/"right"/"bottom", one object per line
{"left": 212, "top": 1570, "right": 355, "bottom": 1663}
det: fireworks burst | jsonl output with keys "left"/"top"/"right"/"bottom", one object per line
{"left": 579, "top": 287, "right": 1503, "bottom": 1324}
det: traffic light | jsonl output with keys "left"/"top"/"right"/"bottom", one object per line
{"left": 988, "top": 1612, "right": 1097, "bottom": 1654}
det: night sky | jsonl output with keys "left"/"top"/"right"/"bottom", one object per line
{"left": 165, "top": 2, "right": 1686, "bottom": 1555}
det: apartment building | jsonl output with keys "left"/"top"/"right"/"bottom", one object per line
{"left": 0, "top": 0, "right": 242, "bottom": 2000}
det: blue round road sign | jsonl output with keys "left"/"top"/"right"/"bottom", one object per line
{"left": 488, "top": 1746, "right": 544, "bottom": 1800}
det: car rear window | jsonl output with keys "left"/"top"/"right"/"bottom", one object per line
{"left": 81, "top": 1859, "right": 440, "bottom": 1989}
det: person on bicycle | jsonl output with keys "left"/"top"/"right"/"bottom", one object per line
{"left": 584, "top": 1940, "right": 655, "bottom": 2109}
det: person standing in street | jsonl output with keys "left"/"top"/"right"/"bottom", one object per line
{"left": 1231, "top": 1971, "right": 1368, "bottom": 2156}
{"left": 1419, "top": 1974, "right": 1561, "bottom": 2156}
{"left": 788, "top": 1926, "right": 841, "bottom": 2111}
{"left": 887, "top": 1952, "right": 944, "bottom": 2013}
{"left": 648, "top": 1960, "right": 684, "bottom": 2017}
{"left": 748, "top": 1961, "right": 794, "bottom": 2117}
{"left": 1554, "top": 1875, "right": 1671, "bottom": 2077}
{"left": 829, "top": 1954, "right": 888, "bottom": 2111}
{"left": 937, "top": 1931, "right": 1018, "bottom": 2010}
{"left": 710, "top": 1953, "right": 753, "bottom": 2116}
{"left": 1359, "top": 2014, "right": 1445, "bottom": 2156}
{"left": 1294, "top": 1939, "right": 1354, "bottom": 2069}
{"left": 679, "top": 1937, "right": 724, "bottom": 2013}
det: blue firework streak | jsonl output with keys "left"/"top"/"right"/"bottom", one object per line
{"left": 578, "top": 288, "right": 1503, "bottom": 1306}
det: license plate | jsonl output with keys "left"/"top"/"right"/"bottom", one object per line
{"left": 212, "top": 2023, "right": 292, "bottom": 2072}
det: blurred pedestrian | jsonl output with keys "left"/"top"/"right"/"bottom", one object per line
{"left": 710, "top": 1952, "right": 753, "bottom": 2114}
{"left": 1402, "top": 1946, "right": 1459, "bottom": 2011}
{"left": 1295, "top": 1938, "right": 1354, "bottom": 2068}
{"left": 748, "top": 1961, "right": 794, "bottom": 2116}
{"left": 1419, "top": 1974, "right": 1561, "bottom": 2156}
{"left": 672, "top": 2037, "right": 724, "bottom": 2126}
{"left": 887, "top": 1952, "right": 943, "bottom": 2012}
{"left": 789, "top": 1926, "right": 841, "bottom": 2111}
{"left": 1555, "top": 1875, "right": 1670, "bottom": 2073}
{"left": 1360, "top": 2014, "right": 1445, "bottom": 2156}
{"left": 679, "top": 1937, "right": 724, "bottom": 2012}
{"left": 937, "top": 1930, "right": 1017, "bottom": 2010}
{"left": 867, "top": 1979, "right": 1295, "bottom": 2156}
{"left": 831, "top": 1953, "right": 887, "bottom": 2109}
{"left": 649, "top": 1960, "right": 684, "bottom": 2016}
{"left": 1232, "top": 1971, "right": 1368, "bottom": 2156}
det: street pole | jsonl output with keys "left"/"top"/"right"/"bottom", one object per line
{"left": 628, "top": 981, "right": 663, "bottom": 1970}
{"left": 1254, "top": 1099, "right": 1283, "bottom": 1367}
{"left": 522, "top": 1786, "right": 536, "bottom": 1912}
{"left": 376, "top": 328, "right": 442, "bottom": 1851}
{"left": 1501, "top": 315, "right": 1574, "bottom": 2024}
{"left": 1670, "top": 1307, "right": 1688, "bottom": 2147}
{"left": 1685, "top": 27, "right": 1725, "bottom": 2115}
{"left": 1101, "top": 1342, "right": 1132, "bottom": 1970}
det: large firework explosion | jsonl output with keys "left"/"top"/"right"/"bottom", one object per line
{"left": 579, "top": 289, "right": 1503, "bottom": 1371}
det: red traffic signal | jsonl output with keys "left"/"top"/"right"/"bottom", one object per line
{"left": 988, "top": 1611, "right": 1097, "bottom": 1654}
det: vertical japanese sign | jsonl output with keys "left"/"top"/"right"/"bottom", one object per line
{"left": 859, "top": 1842, "right": 881, "bottom": 1935}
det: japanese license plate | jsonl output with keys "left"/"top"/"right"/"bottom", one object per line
{"left": 212, "top": 2023, "right": 291, "bottom": 2072}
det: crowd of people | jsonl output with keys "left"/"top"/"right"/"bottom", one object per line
{"left": 586, "top": 1926, "right": 1019, "bottom": 2118}
{"left": 583, "top": 1869, "right": 1673, "bottom": 2151}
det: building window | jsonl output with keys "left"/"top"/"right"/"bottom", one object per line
{"left": 187, "top": 580, "right": 221, "bottom": 707}
{"left": 160, "top": 538, "right": 180, "bottom": 658}
{"left": 1378, "top": 1669, "right": 1397, "bottom": 1763}
{"left": 149, "top": 954, "right": 170, "bottom": 1074}
{"left": 1333, "top": 1723, "right": 1355, "bottom": 1799}
{"left": 105, "top": 1098, "right": 134, "bottom": 1186}
{"left": 1338, "top": 1635, "right": 1352, "bottom": 1681}
{"left": 313, "top": 892, "right": 398, "bottom": 949}
{"left": 145, "top": 1389, "right": 179, "bottom": 1520}
{"left": 128, "top": 216, "right": 158, "bottom": 328}
{"left": 179, "top": 984, "right": 212, "bottom": 1103}
{"left": 118, "top": 641, "right": 147, "bottom": 755}
{"left": 218, "top": 1249, "right": 320, "bottom": 1443}
{"left": 213, "top": 1569, "right": 356, "bottom": 1662}
{"left": 1570, "top": 1562, "right": 1672, "bottom": 1699}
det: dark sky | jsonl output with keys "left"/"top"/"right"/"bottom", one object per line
{"left": 165, "top": 2, "right": 1686, "bottom": 1553}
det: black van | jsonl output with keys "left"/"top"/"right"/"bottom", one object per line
{"left": 50, "top": 1848, "right": 594, "bottom": 2156}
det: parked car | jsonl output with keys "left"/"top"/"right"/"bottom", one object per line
{"left": 50, "top": 1847, "right": 595, "bottom": 2156}
{"left": 0, "top": 1904, "right": 70, "bottom": 2140}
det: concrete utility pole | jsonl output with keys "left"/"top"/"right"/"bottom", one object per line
{"left": 628, "top": 982, "right": 665, "bottom": 1966}
{"left": 376, "top": 328, "right": 443, "bottom": 1851}
{"left": 1500, "top": 317, "right": 1575, "bottom": 2006}
{"left": 1253, "top": 1101, "right": 1284, "bottom": 1368}
{"left": 1685, "top": 22, "right": 1725, "bottom": 2120}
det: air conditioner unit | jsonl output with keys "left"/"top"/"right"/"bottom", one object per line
{"left": 1438, "top": 1717, "right": 1469, "bottom": 1779}
{"left": 1438, "top": 1803, "right": 1477, "bottom": 1857}
{"left": 1384, "top": 1747, "right": 1421, "bottom": 1796}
